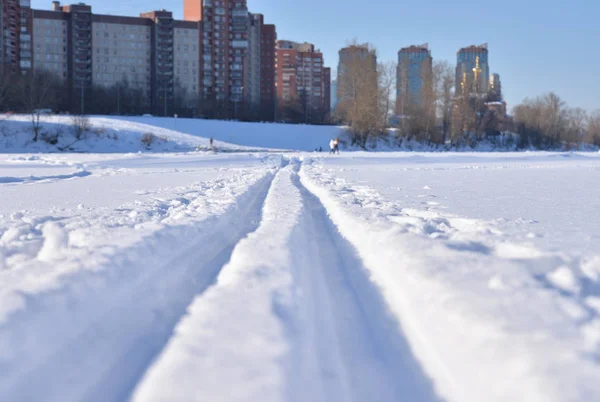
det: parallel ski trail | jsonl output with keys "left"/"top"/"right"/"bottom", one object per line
{"left": 285, "top": 175, "right": 442, "bottom": 402}
{"left": 0, "top": 172, "right": 276, "bottom": 402}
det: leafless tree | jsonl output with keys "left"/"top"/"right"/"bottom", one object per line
{"left": 512, "top": 92, "right": 591, "bottom": 149}
{"left": 587, "top": 110, "right": 600, "bottom": 146}
{"left": 564, "top": 107, "right": 587, "bottom": 147}
{"left": 18, "top": 71, "right": 61, "bottom": 141}
{"left": 378, "top": 60, "right": 396, "bottom": 127}
{"left": 336, "top": 41, "right": 382, "bottom": 148}
{"left": 71, "top": 114, "right": 92, "bottom": 140}
{"left": 434, "top": 61, "right": 455, "bottom": 142}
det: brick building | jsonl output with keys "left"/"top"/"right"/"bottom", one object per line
{"left": 184, "top": 0, "right": 248, "bottom": 117}
{"left": 246, "top": 13, "right": 276, "bottom": 121}
{"left": 2, "top": 0, "right": 288, "bottom": 122}
{"left": 276, "top": 40, "right": 329, "bottom": 123}
{"left": 1, "top": 0, "right": 32, "bottom": 74}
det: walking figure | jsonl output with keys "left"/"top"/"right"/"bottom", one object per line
{"left": 210, "top": 137, "right": 214, "bottom": 152}
{"left": 331, "top": 137, "right": 340, "bottom": 154}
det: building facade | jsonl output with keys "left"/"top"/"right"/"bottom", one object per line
{"left": 184, "top": 0, "right": 249, "bottom": 112}
{"left": 4, "top": 0, "right": 309, "bottom": 121}
{"left": 28, "top": 2, "right": 203, "bottom": 114}
{"left": 456, "top": 44, "right": 489, "bottom": 97}
{"left": 258, "top": 21, "right": 276, "bottom": 121}
{"left": 336, "top": 44, "right": 378, "bottom": 120}
{"left": 336, "top": 44, "right": 377, "bottom": 103}
{"left": 396, "top": 44, "right": 432, "bottom": 115}
{"left": 322, "top": 66, "right": 331, "bottom": 119}
{"left": 276, "top": 40, "right": 328, "bottom": 122}
{"left": 246, "top": 13, "right": 276, "bottom": 120}
{"left": 489, "top": 73, "right": 502, "bottom": 101}
{"left": 1, "top": 0, "right": 33, "bottom": 74}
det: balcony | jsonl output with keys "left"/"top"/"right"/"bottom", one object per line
{"left": 231, "top": 40, "right": 248, "bottom": 49}
{"left": 231, "top": 9, "right": 248, "bottom": 17}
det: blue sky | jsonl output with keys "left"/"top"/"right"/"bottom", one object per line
{"left": 33, "top": 0, "right": 599, "bottom": 112}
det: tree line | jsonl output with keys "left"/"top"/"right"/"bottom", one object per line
{"left": 333, "top": 42, "right": 600, "bottom": 150}
{"left": 0, "top": 68, "right": 283, "bottom": 123}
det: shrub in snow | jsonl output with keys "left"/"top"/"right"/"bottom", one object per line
{"left": 141, "top": 133, "right": 166, "bottom": 148}
{"left": 141, "top": 133, "right": 156, "bottom": 147}
{"left": 71, "top": 115, "right": 92, "bottom": 140}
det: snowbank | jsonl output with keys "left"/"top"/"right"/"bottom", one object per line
{"left": 299, "top": 159, "right": 600, "bottom": 402}
{"left": 0, "top": 115, "right": 266, "bottom": 153}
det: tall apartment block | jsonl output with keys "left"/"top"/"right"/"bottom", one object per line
{"left": 456, "top": 44, "right": 489, "bottom": 96}
{"left": 336, "top": 44, "right": 377, "bottom": 108}
{"left": 30, "top": 1, "right": 201, "bottom": 114}
{"left": 6, "top": 1, "right": 282, "bottom": 121}
{"left": 323, "top": 67, "right": 331, "bottom": 118}
{"left": 184, "top": 0, "right": 248, "bottom": 108}
{"left": 396, "top": 44, "right": 432, "bottom": 115}
{"left": 1, "top": 0, "right": 33, "bottom": 74}
{"left": 247, "top": 13, "right": 276, "bottom": 120}
{"left": 276, "top": 40, "right": 329, "bottom": 121}
{"left": 489, "top": 73, "right": 502, "bottom": 101}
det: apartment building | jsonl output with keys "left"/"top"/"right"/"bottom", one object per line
{"left": 336, "top": 44, "right": 377, "bottom": 108}
{"left": 396, "top": 44, "right": 432, "bottom": 115}
{"left": 32, "top": 11, "right": 68, "bottom": 80}
{"left": 276, "top": 40, "right": 328, "bottom": 121}
{"left": 489, "top": 73, "right": 502, "bottom": 101}
{"left": 184, "top": 0, "right": 249, "bottom": 107}
{"left": 456, "top": 44, "right": 490, "bottom": 96}
{"left": 6, "top": 1, "right": 278, "bottom": 119}
{"left": 1, "top": 0, "right": 32, "bottom": 73}
{"left": 323, "top": 66, "right": 331, "bottom": 118}
{"left": 245, "top": 13, "right": 276, "bottom": 120}
{"left": 29, "top": 2, "right": 203, "bottom": 114}
{"left": 258, "top": 22, "right": 276, "bottom": 121}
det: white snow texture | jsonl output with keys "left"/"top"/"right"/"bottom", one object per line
{"left": 0, "top": 115, "right": 599, "bottom": 402}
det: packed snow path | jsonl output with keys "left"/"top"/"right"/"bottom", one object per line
{"left": 1, "top": 152, "right": 600, "bottom": 402}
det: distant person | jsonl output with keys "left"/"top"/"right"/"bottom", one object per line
{"left": 210, "top": 137, "right": 214, "bottom": 152}
{"left": 333, "top": 137, "right": 340, "bottom": 154}
{"left": 319, "top": 146, "right": 323, "bottom": 152}
{"left": 329, "top": 139, "right": 336, "bottom": 154}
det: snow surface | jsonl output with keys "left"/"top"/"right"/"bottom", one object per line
{"left": 1, "top": 118, "right": 599, "bottom": 401}
{"left": 0, "top": 115, "right": 274, "bottom": 153}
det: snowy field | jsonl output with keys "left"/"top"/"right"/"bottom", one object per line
{"left": 1, "top": 148, "right": 599, "bottom": 402}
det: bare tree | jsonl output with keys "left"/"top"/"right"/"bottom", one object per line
{"left": 564, "top": 107, "right": 587, "bottom": 147}
{"left": 587, "top": 110, "right": 600, "bottom": 146}
{"left": 377, "top": 60, "right": 396, "bottom": 127}
{"left": 71, "top": 114, "right": 92, "bottom": 140}
{"left": 19, "top": 71, "right": 61, "bottom": 141}
{"left": 434, "top": 61, "right": 455, "bottom": 142}
{"left": 336, "top": 41, "right": 382, "bottom": 148}
{"left": 513, "top": 92, "right": 579, "bottom": 149}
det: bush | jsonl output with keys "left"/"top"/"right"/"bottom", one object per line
{"left": 41, "top": 128, "right": 61, "bottom": 145}
{"left": 141, "top": 132, "right": 160, "bottom": 148}
{"left": 71, "top": 115, "right": 91, "bottom": 140}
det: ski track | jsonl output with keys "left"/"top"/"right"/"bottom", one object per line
{"left": 284, "top": 173, "right": 442, "bottom": 402}
{"left": 2, "top": 154, "right": 596, "bottom": 401}
{"left": 131, "top": 161, "right": 441, "bottom": 402}
{"left": 0, "top": 171, "right": 276, "bottom": 402}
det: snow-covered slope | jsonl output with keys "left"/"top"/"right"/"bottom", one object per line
{"left": 109, "top": 115, "right": 345, "bottom": 152}
{"left": 1, "top": 152, "right": 599, "bottom": 401}
{"left": 0, "top": 115, "right": 271, "bottom": 153}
